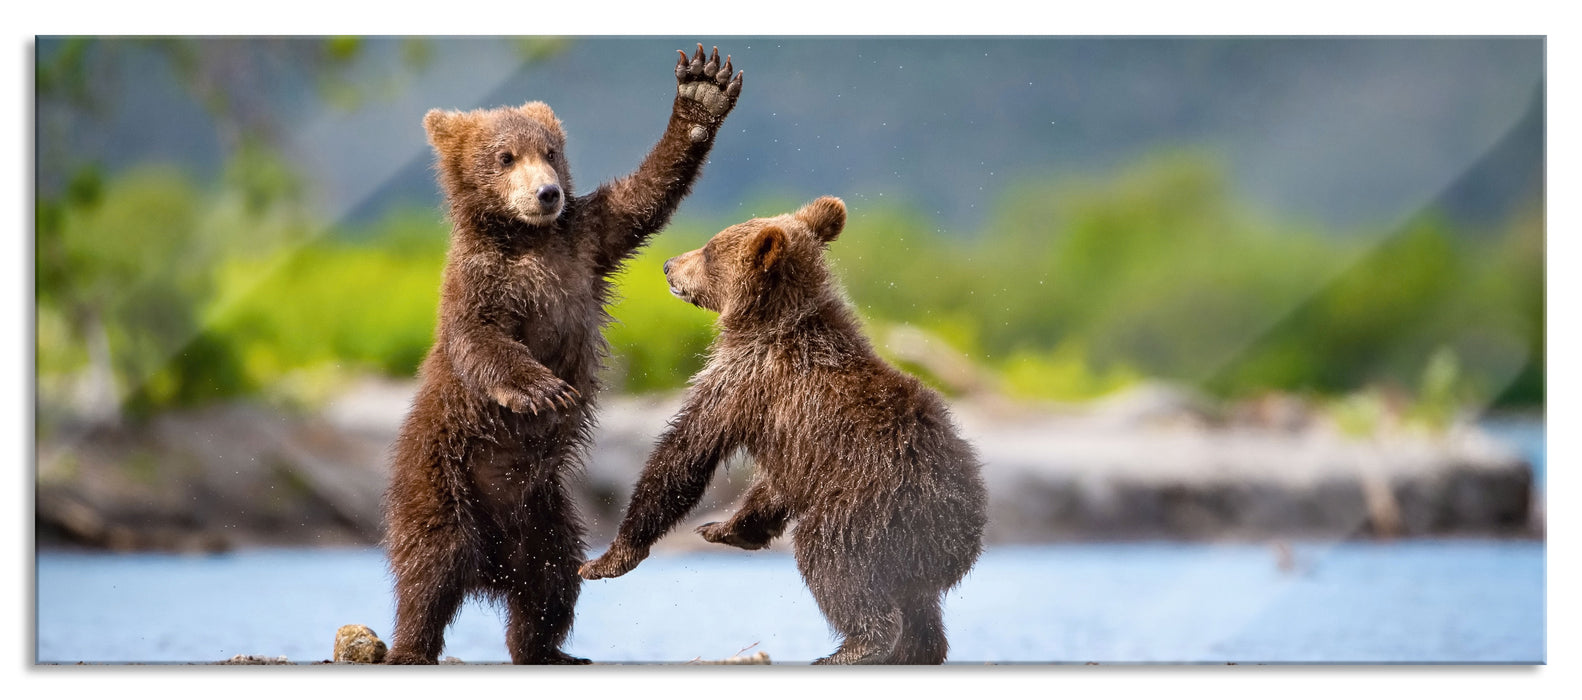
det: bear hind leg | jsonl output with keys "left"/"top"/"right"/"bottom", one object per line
{"left": 696, "top": 478, "right": 791, "bottom": 550}
{"left": 809, "top": 603, "right": 901, "bottom": 665}
{"left": 803, "top": 572, "right": 901, "bottom": 665}
{"left": 886, "top": 591, "right": 949, "bottom": 665}
{"left": 386, "top": 532, "right": 472, "bottom": 664}
{"left": 501, "top": 484, "right": 590, "bottom": 665}
{"left": 502, "top": 564, "right": 588, "bottom": 665}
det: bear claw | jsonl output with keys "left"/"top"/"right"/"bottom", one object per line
{"left": 493, "top": 377, "right": 579, "bottom": 415}
{"left": 578, "top": 544, "right": 647, "bottom": 580}
{"left": 675, "top": 43, "right": 742, "bottom": 120}
{"left": 696, "top": 521, "right": 770, "bottom": 550}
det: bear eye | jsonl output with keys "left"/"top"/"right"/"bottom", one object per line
{"left": 545, "top": 148, "right": 558, "bottom": 163}
{"left": 498, "top": 152, "right": 515, "bottom": 167}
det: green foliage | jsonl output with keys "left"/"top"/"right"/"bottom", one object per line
{"left": 999, "top": 343, "right": 1142, "bottom": 402}
{"left": 36, "top": 164, "right": 251, "bottom": 415}
{"left": 323, "top": 36, "right": 363, "bottom": 63}
{"left": 1328, "top": 389, "right": 1391, "bottom": 439}
{"left": 224, "top": 141, "right": 307, "bottom": 218}
{"left": 34, "top": 37, "right": 446, "bottom": 419}
{"left": 31, "top": 37, "right": 1544, "bottom": 423}
{"left": 35, "top": 38, "right": 95, "bottom": 105}
{"left": 1411, "top": 346, "right": 1464, "bottom": 430}
{"left": 1487, "top": 199, "right": 1545, "bottom": 405}
{"left": 840, "top": 152, "right": 1536, "bottom": 413}
{"left": 205, "top": 210, "right": 449, "bottom": 403}
{"left": 515, "top": 37, "right": 573, "bottom": 63}
{"left": 400, "top": 38, "right": 435, "bottom": 71}
{"left": 603, "top": 228, "right": 719, "bottom": 394}
{"left": 34, "top": 149, "right": 1543, "bottom": 420}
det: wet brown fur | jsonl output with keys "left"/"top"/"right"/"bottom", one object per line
{"left": 580, "top": 197, "right": 988, "bottom": 665}
{"left": 383, "top": 46, "right": 743, "bottom": 665}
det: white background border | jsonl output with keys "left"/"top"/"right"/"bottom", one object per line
{"left": 9, "top": 2, "right": 1571, "bottom": 697}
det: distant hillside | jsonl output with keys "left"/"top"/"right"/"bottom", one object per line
{"left": 38, "top": 36, "right": 1544, "bottom": 234}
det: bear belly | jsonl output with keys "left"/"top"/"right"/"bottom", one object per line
{"left": 463, "top": 427, "right": 582, "bottom": 513}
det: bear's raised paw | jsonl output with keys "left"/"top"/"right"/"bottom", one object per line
{"left": 675, "top": 44, "right": 742, "bottom": 122}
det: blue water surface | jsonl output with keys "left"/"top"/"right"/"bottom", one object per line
{"left": 36, "top": 540, "right": 1543, "bottom": 664}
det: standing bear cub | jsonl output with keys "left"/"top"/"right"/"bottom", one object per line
{"left": 580, "top": 197, "right": 988, "bottom": 665}
{"left": 383, "top": 46, "right": 742, "bottom": 665}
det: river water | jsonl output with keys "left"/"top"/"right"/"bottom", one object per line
{"left": 37, "top": 418, "right": 1546, "bottom": 665}
{"left": 37, "top": 539, "right": 1543, "bottom": 664}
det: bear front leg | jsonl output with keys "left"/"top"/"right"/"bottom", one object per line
{"left": 696, "top": 478, "right": 791, "bottom": 550}
{"left": 448, "top": 316, "right": 580, "bottom": 415}
{"left": 579, "top": 400, "right": 731, "bottom": 580}
{"left": 583, "top": 44, "right": 743, "bottom": 270}
{"left": 576, "top": 539, "right": 649, "bottom": 580}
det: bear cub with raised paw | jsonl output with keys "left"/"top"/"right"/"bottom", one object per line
{"left": 382, "top": 45, "right": 742, "bottom": 665}
{"left": 581, "top": 197, "right": 988, "bottom": 665}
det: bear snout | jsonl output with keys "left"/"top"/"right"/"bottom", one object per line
{"left": 537, "top": 183, "right": 562, "bottom": 207}
{"left": 663, "top": 251, "right": 713, "bottom": 308}
{"left": 506, "top": 160, "right": 565, "bottom": 224}
{"left": 663, "top": 263, "right": 690, "bottom": 302}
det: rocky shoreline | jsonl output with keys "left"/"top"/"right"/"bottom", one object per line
{"left": 35, "top": 379, "right": 1539, "bottom": 552}
{"left": 190, "top": 624, "right": 774, "bottom": 665}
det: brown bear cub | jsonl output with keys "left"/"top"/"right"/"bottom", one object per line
{"left": 382, "top": 45, "right": 743, "bottom": 665}
{"left": 580, "top": 197, "right": 988, "bottom": 665}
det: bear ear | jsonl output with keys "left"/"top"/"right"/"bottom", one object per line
{"left": 748, "top": 225, "right": 786, "bottom": 273}
{"left": 518, "top": 101, "right": 565, "bottom": 137}
{"left": 795, "top": 196, "right": 847, "bottom": 244}
{"left": 423, "top": 109, "right": 465, "bottom": 151}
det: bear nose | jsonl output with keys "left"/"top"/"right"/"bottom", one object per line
{"left": 537, "top": 184, "right": 562, "bottom": 206}
{"left": 663, "top": 258, "right": 674, "bottom": 275}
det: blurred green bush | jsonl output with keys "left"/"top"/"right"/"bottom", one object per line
{"left": 34, "top": 150, "right": 1544, "bottom": 422}
{"left": 204, "top": 208, "right": 450, "bottom": 406}
{"left": 603, "top": 232, "right": 719, "bottom": 395}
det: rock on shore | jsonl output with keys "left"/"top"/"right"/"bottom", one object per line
{"left": 961, "top": 398, "right": 1532, "bottom": 541}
